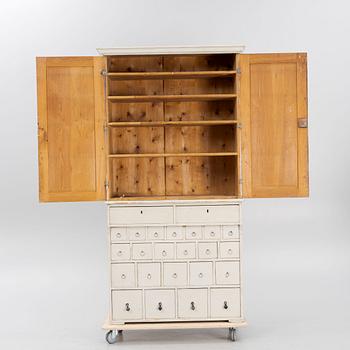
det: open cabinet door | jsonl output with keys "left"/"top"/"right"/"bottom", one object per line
{"left": 36, "top": 57, "right": 106, "bottom": 202}
{"left": 239, "top": 53, "right": 309, "bottom": 198}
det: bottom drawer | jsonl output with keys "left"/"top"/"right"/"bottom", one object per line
{"left": 112, "top": 290, "right": 143, "bottom": 321}
{"left": 145, "top": 289, "right": 176, "bottom": 319}
{"left": 210, "top": 288, "right": 241, "bottom": 319}
{"left": 178, "top": 288, "right": 208, "bottom": 319}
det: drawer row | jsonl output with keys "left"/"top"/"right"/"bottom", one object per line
{"left": 112, "top": 287, "right": 241, "bottom": 322}
{"left": 109, "top": 204, "right": 240, "bottom": 225}
{"left": 111, "top": 261, "right": 240, "bottom": 288}
{"left": 111, "top": 241, "right": 240, "bottom": 261}
{"left": 110, "top": 225, "right": 240, "bottom": 242}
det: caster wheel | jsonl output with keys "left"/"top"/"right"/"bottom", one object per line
{"left": 229, "top": 328, "right": 237, "bottom": 342}
{"left": 105, "top": 330, "right": 118, "bottom": 344}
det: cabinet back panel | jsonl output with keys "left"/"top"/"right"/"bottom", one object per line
{"left": 109, "top": 102, "right": 164, "bottom": 122}
{"left": 109, "top": 79, "right": 163, "bottom": 96}
{"left": 165, "top": 126, "right": 235, "bottom": 153}
{"left": 166, "top": 157, "right": 237, "bottom": 196}
{"left": 108, "top": 56, "right": 163, "bottom": 72}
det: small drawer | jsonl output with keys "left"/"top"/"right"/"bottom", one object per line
{"left": 176, "top": 242, "right": 196, "bottom": 259}
{"left": 111, "top": 263, "right": 135, "bottom": 288}
{"left": 176, "top": 205, "right": 240, "bottom": 224}
{"left": 163, "top": 262, "right": 187, "bottom": 286}
{"left": 216, "top": 261, "right": 240, "bottom": 285}
{"left": 137, "top": 262, "right": 161, "bottom": 287}
{"left": 210, "top": 288, "right": 241, "bottom": 319}
{"left": 111, "top": 244, "right": 130, "bottom": 261}
{"left": 145, "top": 289, "right": 176, "bottom": 319}
{"left": 112, "top": 289, "right": 142, "bottom": 321}
{"left": 109, "top": 206, "right": 173, "bottom": 225}
{"left": 220, "top": 242, "right": 240, "bottom": 258}
{"left": 166, "top": 226, "right": 184, "bottom": 240}
{"left": 185, "top": 226, "right": 202, "bottom": 240}
{"left": 110, "top": 227, "right": 127, "bottom": 242}
{"left": 198, "top": 242, "right": 218, "bottom": 259}
{"left": 178, "top": 288, "right": 208, "bottom": 319}
{"left": 154, "top": 243, "right": 175, "bottom": 260}
{"left": 132, "top": 243, "right": 153, "bottom": 260}
{"left": 222, "top": 225, "right": 240, "bottom": 239}
{"left": 147, "top": 226, "right": 165, "bottom": 240}
{"left": 204, "top": 226, "right": 220, "bottom": 240}
{"left": 189, "top": 262, "right": 213, "bottom": 286}
{"left": 128, "top": 227, "right": 146, "bottom": 241}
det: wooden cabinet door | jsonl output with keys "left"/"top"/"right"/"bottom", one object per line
{"left": 36, "top": 57, "right": 106, "bottom": 202}
{"left": 239, "top": 53, "right": 309, "bottom": 198}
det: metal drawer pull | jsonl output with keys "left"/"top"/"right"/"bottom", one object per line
{"left": 228, "top": 231, "right": 233, "bottom": 236}
{"left": 183, "top": 250, "right": 188, "bottom": 256}
{"left": 198, "top": 272, "right": 203, "bottom": 278}
{"left": 172, "top": 232, "right": 177, "bottom": 237}
{"left": 210, "top": 231, "right": 215, "bottom": 237}
{"left": 172, "top": 273, "right": 177, "bottom": 279}
{"left": 121, "top": 274, "right": 126, "bottom": 279}
{"left": 224, "top": 301, "right": 228, "bottom": 309}
{"left": 125, "top": 303, "right": 130, "bottom": 311}
{"left": 116, "top": 232, "right": 121, "bottom": 238}
{"left": 225, "top": 272, "right": 230, "bottom": 278}
{"left": 191, "top": 301, "right": 195, "bottom": 310}
{"left": 205, "top": 249, "right": 211, "bottom": 255}
{"left": 140, "top": 250, "right": 145, "bottom": 256}
{"left": 147, "top": 273, "right": 152, "bottom": 279}
{"left": 158, "top": 302, "right": 163, "bottom": 311}
{"left": 228, "top": 249, "right": 233, "bottom": 255}
{"left": 135, "top": 232, "right": 140, "bottom": 237}
{"left": 162, "top": 250, "right": 167, "bottom": 257}
{"left": 154, "top": 232, "right": 158, "bottom": 237}
{"left": 191, "top": 232, "right": 196, "bottom": 237}
{"left": 117, "top": 250, "right": 123, "bottom": 256}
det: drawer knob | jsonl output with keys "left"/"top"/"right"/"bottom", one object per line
{"left": 162, "top": 250, "right": 167, "bottom": 257}
{"left": 183, "top": 250, "right": 188, "bottom": 256}
{"left": 225, "top": 272, "right": 230, "bottom": 278}
{"left": 121, "top": 274, "right": 126, "bottom": 279}
{"left": 205, "top": 249, "right": 211, "bottom": 255}
{"left": 224, "top": 301, "right": 228, "bottom": 309}
{"left": 210, "top": 231, "right": 215, "bottom": 237}
{"left": 116, "top": 232, "right": 121, "bottom": 238}
{"left": 206, "top": 209, "right": 209, "bottom": 213}
{"left": 158, "top": 302, "right": 163, "bottom": 311}
{"left": 140, "top": 250, "right": 145, "bottom": 256}
{"left": 172, "top": 232, "right": 177, "bottom": 237}
{"left": 125, "top": 303, "right": 130, "bottom": 311}
{"left": 228, "top": 249, "right": 233, "bottom": 255}
{"left": 135, "top": 232, "right": 140, "bottom": 237}
{"left": 198, "top": 272, "right": 203, "bottom": 278}
{"left": 228, "top": 230, "right": 233, "bottom": 236}
{"left": 172, "top": 273, "right": 177, "bottom": 279}
{"left": 147, "top": 273, "right": 152, "bottom": 279}
{"left": 191, "top": 232, "right": 196, "bottom": 237}
{"left": 154, "top": 232, "right": 158, "bottom": 237}
{"left": 117, "top": 250, "right": 123, "bottom": 256}
{"left": 191, "top": 301, "right": 195, "bottom": 310}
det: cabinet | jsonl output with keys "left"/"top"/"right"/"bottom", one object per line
{"left": 35, "top": 45, "right": 309, "bottom": 342}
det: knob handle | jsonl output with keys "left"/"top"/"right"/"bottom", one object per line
{"left": 191, "top": 232, "right": 196, "bottom": 237}
{"left": 135, "top": 232, "right": 140, "bottom": 237}
{"left": 147, "top": 273, "right": 152, "bottom": 279}
{"left": 172, "top": 273, "right": 177, "bottom": 279}
{"left": 154, "top": 232, "right": 158, "bottom": 237}
{"left": 158, "top": 302, "right": 163, "bottom": 311}
{"left": 125, "top": 303, "right": 130, "bottom": 311}
{"left": 162, "top": 250, "right": 167, "bottom": 257}
{"left": 191, "top": 301, "right": 195, "bottom": 310}
{"left": 121, "top": 274, "right": 126, "bottom": 279}
{"left": 205, "top": 249, "right": 211, "bottom": 255}
{"left": 116, "top": 232, "right": 121, "bottom": 238}
{"left": 140, "top": 250, "right": 145, "bottom": 256}
{"left": 224, "top": 301, "right": 228, "bottom": 309}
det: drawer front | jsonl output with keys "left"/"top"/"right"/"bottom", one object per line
{"left": 111, "top": 263, "right": 135, "bottom": 288}
{"left": 216, "top": 261, "right": 240, "bottom": 285}
{"left": 189, "top": 262, "right": 213, "bottom": 286}
{"left": 154, "top": 243, "right": 175, "bottom": 260}
{"left": 198, "top": 242, "right": 218, "bottom": 259}
{"left": 204, "top": 226, "right": 220, "bottom": 240}
{"left": 163, "top": 262, "right": 187, "bottom": 286}
{"left": 111, "top": 244, "right": 130, "bottom": 261}
{"left": 109, "top": 206, "right": 173, "bottom": 225}
{"left": 132, "top": 243, "right": 153, "bottom": 260}
{"left": 222, "top": 225, "right": 240, "bottom": 239}
{"left": 166, "top": 226, "right": 184, "bottom": 240}
{"left": 145, "top": 289, "right": 176, "bottom": 319}
{"left": 185, "top": 226, "right": 202, "bottom": 240}
{"left": 137, "top": 262, "right": 161, "bottom": 287}
{"left": 176, "top": 205, "right": 240, "bottom": 224}
{"left": 128, "top": 227, "right": 146, "bottom": 241}
{"left": 112, "top": 290, "right": 143, "bottom": 321}
{"left": 110, "top": 227, "right": 127, "bottom": 242}
{"left": 147, "top": 226, "right": 165, "bottom": 240}
{"left": 220, "top": 242, "right": 240, "bottom": 259}
{"left": 178, "top": 288, "right": 208, "bottom": 319}
{"left": 210, "top": 288, "right": 241, "bottom": 319}
{"left": 176, "top": 242, "right": 196, "bottom": 259}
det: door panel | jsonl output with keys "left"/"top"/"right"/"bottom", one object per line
{"left": 239, "top": 53, "right": 308, "bottom": 197}
{"left": 36, "top": 57, "right": 106, "bottom": 201}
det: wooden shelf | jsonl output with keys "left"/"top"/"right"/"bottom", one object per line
{"left": 108, "top": 152, "right": 238, "bottom": 158}
{"left": 108, "top": 94, "right": 237, "bottom": 103}
{"left": 108, "top": 120, "right": 238, "bottom": 127}
{"left": 107, "top": 70, "right": 236, "bottom": 80}
{"left": 108, "top": 195, "right": 239, "bottom": 201}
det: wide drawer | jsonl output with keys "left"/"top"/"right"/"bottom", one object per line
{"left": 175, "top": 205, "right": 240, "bottom": 224}
{"left": 210, "top": 288, "right": 241, "bottom": 319}
{"left": 178, "top": 288, "right": 208, "bottom": 319}
{"left": 112, "top": 290, "right": 143, "bottom": 321}
{"left": 145, "top": 289, "right": 176, "bottom": 319}
{"left": 109, "top": 206, "right": 173, "bottom": 225}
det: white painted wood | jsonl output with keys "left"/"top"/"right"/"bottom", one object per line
{"left": 163, "top": 263, "right": 187, "bottom": 287}
{"left": 176, "top": 242, "right": 196, "bottom": 259}
{"left": 128, "top": 227, "right": 146, "bottom": 241}
{"left": 111, "top": 263, "right": 135, "bottom": 288}
{"left": 204, "top": 226, "right": 221, "bottom": 240}
{"left": 189, "top": 262, "right": 213, "bottom": 286}
{"left": 97, "top": 45, "right": 245, "bottom": 56}
{"left": 132, "top": 243, "right": 153, "bottom": 260}
{"left": 219, "top": 242, "right": 240, "bottom": 259}
{"left": 145, "top": 289, "right": 176, "bottom": 319}
{"left": 198, "top": 242, "right": 218, "bottom": 259}
{"left": 215, "top": 261, "right": 240, "bottom": 285}
{"left": 222, "top": 225, "right": 240, "bottom": 239}
{"left": 185, "top": 226, "right": 203, "bottom": 240}
{"left": 177, "top": 288, "right": 208, "bottom": 319}
{"left": 210, "top": 288, "right": 241, "bottom": 318}
{"left": 166, "top": 226, "right": 184, "bottom": 240}
{"left": 111, "top": 243, "right": 130, "bottom": 261}
{"left": 154, "top": 242, "right": 175, "bottom": 260}
{"left": 137, "top": 262, "right": 161, "bottom": 287}
{"left": 110, "top": 227, "right": 127, "bottom": 242}
{"left": 147, "top": 226, "right": 165, "bottom": 240}
{"left": 112, "top": 290, "right": 143, "bottom": 321}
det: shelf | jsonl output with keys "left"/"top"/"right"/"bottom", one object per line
{"left": 108, "top": 195, "right": 239, "bottom": 201}
{"left": 107, "top": 70, "right": 236, "bottom": 80}
{"left": 108, "top": 94, "right": 237, "bottom": 103}
{"left": 108, "top": 120, "right": 238, "bottom": 127}
{"left": 108, "top": 152, "right": 238, "bottom": 158}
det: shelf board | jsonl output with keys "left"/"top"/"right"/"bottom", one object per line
{"left": 108, "top": 94, "right": 237, "bottom": 103}
{"left": 108, "top": 120, "right": 238, "bottom": 127}
{"left": 108, "top": 195, "right": 239, "bottom": 201}
{"left": 108, "top": 152, "right": 238, "bottom": 158}
{"left": 107, "top": 70, "right": 236, "bottom": 80}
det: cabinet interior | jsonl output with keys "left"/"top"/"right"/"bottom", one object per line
{"left": 107, "top": 54, "right": 239, "bottom": 200}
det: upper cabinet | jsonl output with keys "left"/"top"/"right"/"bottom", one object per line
{"left": 239, "top": 53, "right": 309, "bottom": 197}
{"left": 36, "top": 57, "right": 106, "bottom": 202}
{"left": 36, "top": 48, "right": 308, "bottom": 202}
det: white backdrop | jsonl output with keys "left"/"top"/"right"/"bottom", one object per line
{"left": 0, "top": 1, "right": 349, "bottom": 349}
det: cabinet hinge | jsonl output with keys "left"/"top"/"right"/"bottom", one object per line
{"left": 101, "top": 69, "right": 107, "bottom": 77}
{"left": 236, "top": 67, "right": 241, "bottom": 75}
{"left": 237, "top": 122, "right": 242, "bottom": 129}
{"left": 104, "top": 180, "right": 109, "bottom": 189}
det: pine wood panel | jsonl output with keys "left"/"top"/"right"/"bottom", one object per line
{"left": 36, "top": 57, "right": 106, "bottom": 202}
{"left": 108, "top": 56, "right": 163, "bottom": 72}
{"left": 108, "top": 79, "right": 163, "bottom": 96}
{"left": 240, "top": 53, "right": 309, "bottom": 198}
{"left": 108, "top": 102, "right": 164, "bottom": 122}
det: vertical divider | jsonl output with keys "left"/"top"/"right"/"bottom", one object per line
{"left": 162, "top": 55, "right": 167, "bottom": 197}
